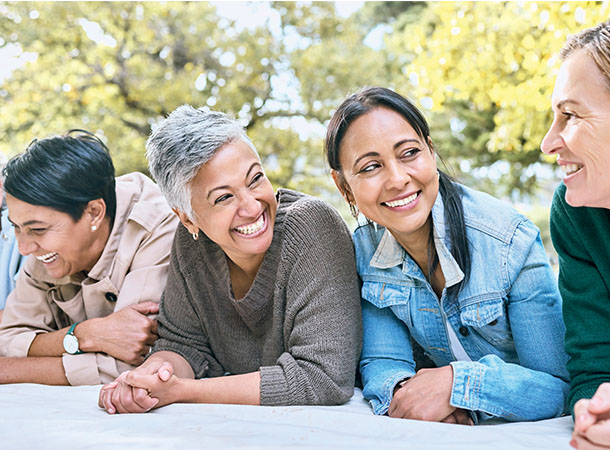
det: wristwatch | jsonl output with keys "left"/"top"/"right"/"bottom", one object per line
{"left": 63, "top": 322, "right": 83, "bottom": 355}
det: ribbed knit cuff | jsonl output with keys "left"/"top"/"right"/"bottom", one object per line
{"left": 259, "top": 365, "right": 292, "bottom": 406}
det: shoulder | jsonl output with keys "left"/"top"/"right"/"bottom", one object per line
{"left": 459, "top": 184, "right": 532, "bottom": 245}
{"left": 116, "top": 172, "right": 176, "bottom": 233}
{"left": 277, "top": 189, "right": 349, "bottom": 238}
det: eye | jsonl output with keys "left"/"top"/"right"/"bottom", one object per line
{"left": 249, "top": 172, "right": 264, "bottom": 186}
{"left": 358, "top": 162, "right": 381, "bottom": 174}
{"left": 400, "top": 148, "right": 421, "bottom": 159}
{"left": 214, "top": 193, "right": 233, "bottom": 205}
{"left": 29, "top": 228, "right": 47, "bottom": 235}
{"left": 562, "top": 111, "right": 576, "bottom": 120}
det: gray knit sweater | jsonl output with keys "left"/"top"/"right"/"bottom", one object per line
{"left": 153, "top": 189, "right": 362, "bottom": 406}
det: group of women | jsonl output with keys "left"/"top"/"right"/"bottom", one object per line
{"left": 0, "top": 19, "right": 608, "bottom": 450}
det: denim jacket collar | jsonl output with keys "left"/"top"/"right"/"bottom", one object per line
{"left": 370, "top": 192, "right": 464, "bottom": 288}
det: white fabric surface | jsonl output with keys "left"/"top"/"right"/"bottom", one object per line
{"left": 0, "top": 384, "right": 573, "bottom": 449}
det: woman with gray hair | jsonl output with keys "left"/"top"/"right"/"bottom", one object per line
{"left": 99, "top": 105, "right": 362, "bottom": 412}
{"left": 541, "top": 20, "right": 610, "bottom": 450}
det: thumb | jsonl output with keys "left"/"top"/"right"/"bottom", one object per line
{"left": 131, "top": 301, "right": 160, "bottom": 315}
{"left": 158, "top": 362, "right": 174, "bottom": 381}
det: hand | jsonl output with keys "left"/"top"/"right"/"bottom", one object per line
{"left": 123, "top": 361, "right": 179, "bottom": 409}
{"left": 98, "top": 359, "right": 174, "bottom": 414}
{"left": 571, "top": 384, "right": 610, "bottom": 449}
{"left": 441, "top": 408, "right": 474, "bottom": 425}
{"left": 388, "top": 365, "right": 455, "bottom": 422}
{"left": 84, "top": 301, "right": 159, "bottom": 365}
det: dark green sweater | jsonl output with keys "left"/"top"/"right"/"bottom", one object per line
{"left": 550, "top": 183, "right": 610, "bottom": 414}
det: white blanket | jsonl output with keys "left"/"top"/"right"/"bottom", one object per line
{"left": 0, "top": 384, "right": 573, "bottom": 449}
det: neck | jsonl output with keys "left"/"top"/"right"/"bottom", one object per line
{"left": 83, "top": 216, "right": 112, "bottom": 273}
{"left": 227, "top": 253, "right": 264, "bottom": 300}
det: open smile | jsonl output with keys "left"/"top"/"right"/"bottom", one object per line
{"left": 233, "top": 211, "right": 267, "bottom": 237}
{"left": 36, "top": 252, "right": 58, "bottom": 264}
{"left": 561, "top": 163, "right": 583, "bottom": 177}
{"left": 382, "top": 192, "right": 420, "bottom": 208}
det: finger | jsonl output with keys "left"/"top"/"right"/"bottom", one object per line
{"left": 145, "top": 332, "right": 158, "bottom": 346}
{"left": 150, "top": 319, "right": 159, "bottom": 335}
{"left": 584, "top": 419, "right": 610, "bottom": 447}
{"left": 125, "top": 371, "right": 158, "bottom": 390}
{"left": 571, "top": 433, "right": 608, "bottom": 450}
{"left": 575, "top": 400, "right": 598, "bottom": 435}
{"left": 98, "top": 381, "right": 118, "bottom": 408}
{"left": 590, "top": 385, "right": 610, "bottom": 415}
{"left": 132, "top": 386, "right": 159, "bottom": 412}
{"left": 158, "top": 362, "right": 174, "bottom": 381}
{"left": 441, "top": 413, "right": 457, "bottom": 424}
{"left": 452, "top": 409, "right": 473, "bottom": 426}
{"left": 131, "top": 301, "right": 160, "bottom": 315}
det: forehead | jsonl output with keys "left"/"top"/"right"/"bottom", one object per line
{"left": 346, "top": 107, "right": 420, "bottom": 138}
{"left": 5, "top": 194, "right": 68, "bottom": 225}
{"left": 192, "top": 140, "right": 261, "bottom": 189}
{"left": 553, "top": 50, "right": 610, "bottom": 106}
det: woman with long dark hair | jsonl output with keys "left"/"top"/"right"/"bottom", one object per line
{"left": 326, "top": 86, "right": 568, "bottom": 424}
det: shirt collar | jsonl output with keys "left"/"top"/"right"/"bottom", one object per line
{"left": 370, "top": 191, "right": 464, "bottom": 287}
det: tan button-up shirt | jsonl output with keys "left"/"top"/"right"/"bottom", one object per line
{"left": 0, "top": 172, "right": 179, "bottom": 385}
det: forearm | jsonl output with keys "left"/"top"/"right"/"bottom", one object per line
{"left": 176, "top": 371, "right": 261, "bottom": 405}
{"left": 28, "top": 318, "right": 106, "bottom": 356}
{"left": 0, "top": 356, "right": 69, "bottom": 385}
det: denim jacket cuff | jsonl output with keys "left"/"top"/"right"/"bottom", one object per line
{"left": 449, "top": 361, "right": 486, "bottom": 412}
{"left": 370, "top": 371, "right": 414, "bottom": 415}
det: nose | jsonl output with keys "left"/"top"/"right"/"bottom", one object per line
{"left": 16, "top": 233, "right": 38, "bottom": 256}
{"left": 385, "top": 159, "right": 410, "bottom": 190}
{"left": 237, "top": 191, "right": 261, "bottom": 218}
{"left": 541, "top": 119, "right": 562, "bottom": 155}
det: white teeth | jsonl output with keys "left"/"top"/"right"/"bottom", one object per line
{"left": 384, "top": 193, "right": 418, "bottom": 208}
{"left": 235, "top": 214, "right": 265, "bottom": 235}
{"left": 36, "top": 252, "right": 58, "bottom": 263}
{"left": 561, "top": 164, "right": 583, "bottom": 176}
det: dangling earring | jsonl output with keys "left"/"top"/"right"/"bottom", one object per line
{"left": 349, "top": 203, "right": 359, "bottom": 219}
{"left": 91, "top": 225, "right": 97, "bottom": 232}
{"left": 192, "top": 231, "right": 199, "bottom": 241}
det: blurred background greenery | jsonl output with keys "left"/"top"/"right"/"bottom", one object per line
{"left": 1, "top": 1, "right": 608, "bottom": 259}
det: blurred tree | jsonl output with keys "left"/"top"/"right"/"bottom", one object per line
{"left": 386, "top": 1, "right": 610, "bottom": 196}
{"left": 0, "top": 0, "right": 384, "bottom": 211}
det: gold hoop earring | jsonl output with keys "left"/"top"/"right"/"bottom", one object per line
{"left": 349, "top": 203, "right": 359, "bottom": 219}
{"left": 192, "top": 231, "right": 199, "bottom": 241}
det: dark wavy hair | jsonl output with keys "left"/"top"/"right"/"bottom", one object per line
{"left": 3, "top": 130, "right": 116, "bottom": 223}
{"left": 325, "top": 86, "right": 470, "bottom": 294}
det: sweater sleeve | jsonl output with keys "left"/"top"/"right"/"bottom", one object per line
{"left": 550, "top": 184, "right": 610, "bottom": 414}
{"left": 152, "top": 227, "right": 223, "bottom": 379}
{"left": 259, "top": 200, "right": 362, "bottom": 406}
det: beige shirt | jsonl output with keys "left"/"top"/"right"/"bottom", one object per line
{"left": 0, "top": 172, "right": 178, "bottom": 385}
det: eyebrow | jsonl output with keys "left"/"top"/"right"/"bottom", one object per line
{"left": 352, "top": 138, "right": 422, "bottom": 170}
{"left": 206, "top": 162, "right": 262, "bottom": 200}
{"left": 7, "top": 218, "right": 46, "bottom": 228}
{"left": 556, "top": 99, "right": 581, "bottom": 109}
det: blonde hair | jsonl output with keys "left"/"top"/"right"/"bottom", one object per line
{"left": 560, "top": 20, "right": 610, "bottom": 89}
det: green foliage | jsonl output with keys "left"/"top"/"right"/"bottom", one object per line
{"left": 386, "top": 1, "right": 610, "bottom": 196}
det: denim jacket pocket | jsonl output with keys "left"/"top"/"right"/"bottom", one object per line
{"left": 362, "top": 281, "right": 413, "bottom": 328}
{"left": 459, "top": 298, "right": 512, "bottom": 347}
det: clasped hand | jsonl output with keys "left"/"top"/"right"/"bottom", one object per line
{"left": 98, "top": 359, "right": 177, "bottom": 414}
{"left": 571, "top": 383, "right": 610, "bottom": 449}
{"left": 389, "top": 365, "right": 473, "bottom": 425}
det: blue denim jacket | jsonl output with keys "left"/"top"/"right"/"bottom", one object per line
{"left": 356, "top": 185, "right": 569, "bottom": 421}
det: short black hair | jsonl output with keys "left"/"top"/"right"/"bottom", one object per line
{"left": 3, "top": 130, "right": 116, "bottom": 223}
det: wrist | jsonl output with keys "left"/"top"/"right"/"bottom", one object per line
{"left": 173, "top": 377, "right": 191, "bottom": 403}
{"left": 75, "top": 317, "right": 103, "bottom": 353}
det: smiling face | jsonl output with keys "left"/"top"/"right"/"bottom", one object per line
{"left": 541, "top": 50, "right": 610, "bottom": 208}
{"left": 334, "top": 107, "right": 439, "bottom": 246}
{"left": 6, "top": 195, "right": 106, "bottom": 279}
{"left": 180, "top": 139, "right": 277, "bottom": 267}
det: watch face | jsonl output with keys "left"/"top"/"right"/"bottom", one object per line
{"left": 63, "top": 334, "right": 80, "bottom": 355}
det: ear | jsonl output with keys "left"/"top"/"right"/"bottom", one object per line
{"left": 427, "top": 136, "right": 437, "bottom": 161}
{"left": 331, "top": 169, "right": 355, "bottom": 205}
{"left": 85, "top": 199, "right": 106, "bottom": 229}
{"left": 172, "top": 207, "right": 199, "bottom": 235}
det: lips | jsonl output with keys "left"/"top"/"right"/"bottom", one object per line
{"left": 36, "top": 252, "right": 58, "bottom": 264}
{"left": 234, "top": 212, "right": 266, "bottom": 236}
{"left": 382, "top": 192, "right": 419, "bottom": 208}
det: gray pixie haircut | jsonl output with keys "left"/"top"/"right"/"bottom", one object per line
{"left": 146, "top": 105, "right": 257, "bottom": 221}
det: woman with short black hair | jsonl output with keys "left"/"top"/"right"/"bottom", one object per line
{"left": 0, "top": 130, "right": 178, "bottom": 386}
